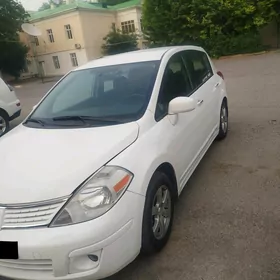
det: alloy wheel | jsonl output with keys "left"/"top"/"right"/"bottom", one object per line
{"left": 152, "top": 185, "right": 172, "bottom": 240}
{"left": 221, "top": 106, "right": 228, "bottom": 133}
{"left": 0, "top": 115, "right": 7, "bottom": 136}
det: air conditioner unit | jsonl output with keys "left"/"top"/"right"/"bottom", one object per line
{"left": 75, "top": 43, "right": 81, "bottom": 49}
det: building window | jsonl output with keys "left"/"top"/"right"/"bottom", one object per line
{"left": 65, "top": 24, "right": 73, "bottom": 39}
{"left": 70, "top": 53, "right": 78, "bottom": 67}
{"left": 47, "top": 29, "right": 55, "bottom": 43}
{"left": 34, "top": 36, "right": 39, "bottom": 46}
{"left": 52, "top": 56, "right": 60, "bottom": 69}
{"left": 121, "top": 20, "right": 135, "bottom": 34}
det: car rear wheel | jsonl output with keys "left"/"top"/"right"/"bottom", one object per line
{"left": 0, "top": 111, "right": 9, "bottom": 137}
{"left": 216, "top": 100, "right": 228, "bottom": 140}
{"left": 141, "top": 171, "right": 174, "bottom": 255}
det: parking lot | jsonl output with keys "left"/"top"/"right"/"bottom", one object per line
{"left": 6, "top": 52, "right": 280, "bottom": 280}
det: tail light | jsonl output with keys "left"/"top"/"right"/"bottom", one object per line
{"left": 217, "top": 71, "right": 224, "bottom": 80}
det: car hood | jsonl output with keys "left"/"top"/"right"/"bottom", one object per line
{"left": 0, "top": 123, "right": 139, "bottom": 204}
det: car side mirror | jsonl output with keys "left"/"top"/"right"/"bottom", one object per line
{"left": 168, "top": 96, "right": 196, "bottom": 115}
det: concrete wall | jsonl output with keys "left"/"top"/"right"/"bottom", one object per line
{"left": 33, "top": 11, "right": 85, "bottom": 56}
{"left": 18, "top": 33, "right": 38, "bottom": 78}
{"left": 261, "top": 20, "right": 279, "bottom": 49}
{"left": 79, "top": 10, "right": 115, "bottom": 61}
{"left": 36, "top": 49, "right": 87, "bottom": 77}
{"left": 19, "top": 5, "right": 145, "bottom": 78}
{"left": 116, "top": 7, "right": 146, "bottom": 49}
{"left": 116, "top": 7, "right": 141, "bottom": 32}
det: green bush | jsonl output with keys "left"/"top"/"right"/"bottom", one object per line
{"left": 102, "top": 24, "right": 139, "bottom": 55}
{"left": 201, "top": 32, "right": 266, "bottom": 57}
{"left": 143, "top": 0, "right": 271, "bottom": 58}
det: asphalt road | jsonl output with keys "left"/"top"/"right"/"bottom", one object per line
{"left": 5, "top": 52, "right": 280, "bottom": 280}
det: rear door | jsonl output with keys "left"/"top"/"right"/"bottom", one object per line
{"left": 182, "top": 50, "right": 220, "bottom": 141}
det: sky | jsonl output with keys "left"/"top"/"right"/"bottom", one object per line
{"left": 20, "top": 0, "right": 46, "bottom": 11}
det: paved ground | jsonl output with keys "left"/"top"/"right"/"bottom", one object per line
{"left": 5, "top": 52, "right": 280, "bottom": 280}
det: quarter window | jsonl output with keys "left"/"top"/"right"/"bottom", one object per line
{"left": 70, "top": 53, "right": 78, "bottom": 67}
{"left": 155, "top": 53, "right": 192, "bottom": 121}
{"left": 47, "top": 29, "right": 55, "bottom": 43}
{"left": 65, "top": 24, "right": 73, "bottom": 39}
{"left": 182, "top": 50, "right": 213, "bottom": 89}
{"left": 121, "top": 20, "right": 135, "bottom": 33}
{"left": 52, "top": 56, "right": 60, "bottom": 69}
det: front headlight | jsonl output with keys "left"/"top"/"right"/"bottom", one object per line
{"left": 50, "top": 166, "right": 133, "bottom": 227}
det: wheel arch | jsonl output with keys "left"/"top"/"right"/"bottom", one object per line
{"left": 154, "top": 162, "right": 178, "bottom": 199}
{"left": 0, "top": 108, "right": 9, "bottom": 119}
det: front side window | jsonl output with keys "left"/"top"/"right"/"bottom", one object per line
{"left": 155, "top": 53, "right": 192, "bottom": 121}
{"left": 70, "top": 53, "right": 78, "bottom": 67}
{"left": 47, "top": 29, "right": 55, "bottom": 43}
{"left": 182, "top": 50, "right": 213, "bottom": 89}
{"left": 28, "top": 61, "right": 160, "bottom": 128}
{"left": 65, "top": 24, "right": 73, "bottom": 39}
{"left": 121, "top": 20, "right": 135, "bottom": 33}
{"left": 52, "top": 56, "right": 60, "bottom": 69}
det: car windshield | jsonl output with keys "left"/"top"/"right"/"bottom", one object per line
{"left": 28, "top": 61, "right": 160, "bottom": 128}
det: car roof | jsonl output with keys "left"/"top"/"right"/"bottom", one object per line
{"left": 76, "top": 45, "right": 204, "bottom": 70}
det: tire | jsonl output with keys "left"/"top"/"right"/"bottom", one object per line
{"left": 0, "top": 110, "right": 9, "bottom": 137}
{"left": 141, "top": 171, "right": 175, "bottom": 255}
{"left": 216, "top": 100, "right": 228, "bottom": 140}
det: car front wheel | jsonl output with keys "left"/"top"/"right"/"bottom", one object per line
{"left": 0, "top": 111, "right": 9, "bottom": 137}
{"left": 141, "top": 171, "right": 174, "bottom": 255}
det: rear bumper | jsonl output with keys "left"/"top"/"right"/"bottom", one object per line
{"left": 9, "top": 109, "right": 21, "bottom": 121}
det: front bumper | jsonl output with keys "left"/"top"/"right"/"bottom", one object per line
{"left": 0, "top": 191, "right": 145, "bottom": 280}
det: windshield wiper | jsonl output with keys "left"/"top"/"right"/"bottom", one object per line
{"left": 24, "top": 118, "right": 45, "bottom": 126}
{"left": 52, "top": 116, "right": 87, "bottom": 124}
{"left": 53, "top": 116, "right": 122, "bottom": 124}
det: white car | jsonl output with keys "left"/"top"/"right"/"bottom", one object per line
{"left": 0, "top": 77, "right": 21, "bottom": 137}
{"left": 0, "top": 46, "right": 228, "bottom": 280}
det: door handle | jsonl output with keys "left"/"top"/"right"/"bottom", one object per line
{"left": 197, "top": 99, "right": 204, "bottom": 106}
{"left": 215, "top": 82, "right": 221, "bottom": 88}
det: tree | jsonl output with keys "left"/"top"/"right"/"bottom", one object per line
{"left": 0, "top": 0, "right": 29, "bottom": 77}
{"left": 38, "top": 2, "right": 51, "bottom": 11}
{"left": 142, "top": 0, "right": 273, "bottom": 56}
{"left": 102, "top": 24, "right": 138, "bottom": 55}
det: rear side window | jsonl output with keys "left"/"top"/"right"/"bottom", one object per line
{"left": 182, "top": 50, "right": 213, "bottom": 90}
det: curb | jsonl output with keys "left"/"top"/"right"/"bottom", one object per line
{"left": 216, "top": 50, "right": 279, "bottom": 60}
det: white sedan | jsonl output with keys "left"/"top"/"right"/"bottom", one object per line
{"left": 0, "top": 77, "right": 21, "bottom": 137}
{"left": 0, "top": 46, "right": 228, "bottom": 280}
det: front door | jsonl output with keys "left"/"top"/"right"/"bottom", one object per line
{"left": 154, "top": 52, "right": 202, "bottom": 191}
{"left": 182, "top": 50, "right": 220, "bottom": 142}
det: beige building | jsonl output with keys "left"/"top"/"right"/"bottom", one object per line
{"left": 22, "top": 0, "right": 144, "bottom": 78}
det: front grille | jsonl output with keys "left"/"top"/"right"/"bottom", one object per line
{"left": 0, "top": 259, "right": 52, "bottom": 272}
{"left": 1, "top": 198, "right": 68, "bottom": 229}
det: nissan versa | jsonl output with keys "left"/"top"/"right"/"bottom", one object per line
{"left": 0, "top": 46, "right": 228, "bottom": 280}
